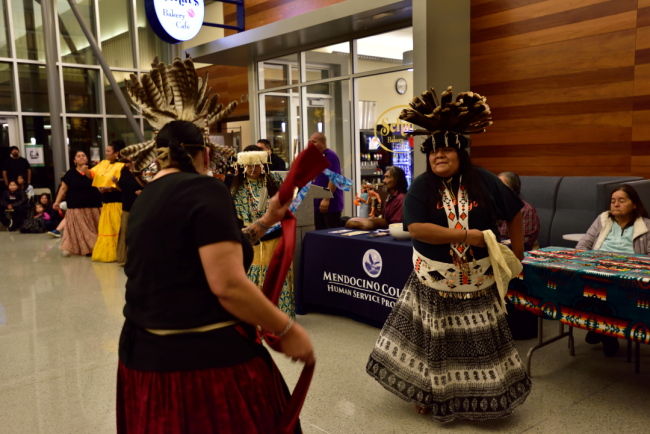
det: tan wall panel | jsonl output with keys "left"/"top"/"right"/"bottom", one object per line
{"left": 472, "top": 30, "right": 636, "bottom": 86}
{"left": 471, "top": 12, "right": 636, "bottom": 56}
{"left": 633, "top": 110, "right": 650, "bottom": 141}
{"left": 471, "top": 0, "right": 610, "bottom": 31}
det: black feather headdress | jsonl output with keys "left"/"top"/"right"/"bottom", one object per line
{"left": 399, "top": 86, "right": 492, "bottom": 153}
{"left": 121, "top": 55, "right": 237, "bottom": 172}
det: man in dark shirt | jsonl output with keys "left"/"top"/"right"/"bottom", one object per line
{"left": 257, "top": 139, "right": 286, "bottom": 171}
{"left": 2, "top": 146, "right": 31, "bottom": 187}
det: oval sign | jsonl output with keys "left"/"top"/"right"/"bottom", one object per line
{"left": 145, "top": 0, "right": 205, "bottom": 44}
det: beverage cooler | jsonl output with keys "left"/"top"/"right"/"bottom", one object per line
{"left": 359, "top": 128, "right": 413, "bottom": 187}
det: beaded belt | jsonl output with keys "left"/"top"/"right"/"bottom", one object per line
{"left": 412, "top": 248, "right": 496, "bottom": 298}
{"left": 146, "top": 320, "right": 239, "bottom": 336}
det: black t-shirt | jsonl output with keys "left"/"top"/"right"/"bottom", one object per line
{"left": 403, "top": 168, "right": 524, "bottom": 263}
{"left": 2, "top": 157, "right": 30, "bottom": 182}
{"left": 118, "top": 168, "right": 141, "bottom": 212}
{"left": 120, "top": 172, "right": 255, "bottom": 371}
{"left": 61, "top": 169, "right": 102, "bottom": 209}
{"left": 270, "top": 153, "right": 286, "bottom": 171}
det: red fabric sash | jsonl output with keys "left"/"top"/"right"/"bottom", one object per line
{"left": 260, "top": 144, "right": 330, "bottom": 433}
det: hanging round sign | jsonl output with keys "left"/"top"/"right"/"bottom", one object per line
{"left": 145, "top": 0, "right": 205, "bottom": 44}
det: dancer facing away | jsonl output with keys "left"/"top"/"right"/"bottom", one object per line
{"left": 366, "top": 87, "right": 531, "bottom": 422}
{"left": 89, "top": 141, "right": 125, "bottom": 262}
{"left": 118, "top": 120, "right": 313, "bottom": 433}
{"left": 231, "top": 145, "right": 295, "bottom": 318}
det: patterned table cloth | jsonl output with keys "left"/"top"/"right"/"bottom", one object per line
{"left": 507, "top": 247, "right": 650, "bottom": 344}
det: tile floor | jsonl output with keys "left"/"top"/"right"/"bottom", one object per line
{"left": 0, "top": 232, "right": 649, "bottom": 433}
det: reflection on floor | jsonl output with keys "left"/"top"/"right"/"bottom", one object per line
{"left": 0, "top": 232, "right": 649, "bottom": 433}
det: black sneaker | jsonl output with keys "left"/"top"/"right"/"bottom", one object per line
{"left": 48, "top": 230, "right": 61, "bottom": 238}
{"left": 602, "top": 336, "right": 620, "bottom": 357}
{"left": 585, "top": 331, "right": 602, "bottom": 344}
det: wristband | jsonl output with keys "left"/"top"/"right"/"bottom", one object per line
{"left": 276, "top": 317, "right": 294, "bottom": 338}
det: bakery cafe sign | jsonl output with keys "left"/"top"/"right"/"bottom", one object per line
{"left": 373, "top": 104, "right": 414, "bottom": 153}
{"left": 145, "top": 0, "right": 205, "bottom": 44}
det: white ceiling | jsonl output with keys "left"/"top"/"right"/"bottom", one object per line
{"left": 312, "top": 26, "right": 413, "bottom": 60}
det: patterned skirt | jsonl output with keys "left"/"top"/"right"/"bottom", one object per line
{"left": 92, "top": 202, "right": 122, "bottom": 263}
{"left": 366, "top": 255, "right": 531, "bottom": 422}
{"left": 248, "top": 237, "right": 295, "bottom": 318}
{"left": 60, "top": 207, "right": 101, "bottom": 256}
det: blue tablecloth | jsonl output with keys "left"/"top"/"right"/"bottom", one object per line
{"left": 298, "top": 229, "right": 413, "bottom": 325}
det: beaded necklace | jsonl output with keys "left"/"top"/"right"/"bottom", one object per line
{"left": 244, "top": 175, "right": 266, "bottom": 224}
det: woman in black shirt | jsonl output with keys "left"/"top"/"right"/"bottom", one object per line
{"left": 53, "top": 151, "right": 102, "bottom": 257}
{"left": 366, "top": 88, "right": 531, "bottom": 422}
{"left": 118, "top": 121, "right": 314, "bottom": 433}
{"left": 0, "top": 180, "right": 28, "bottom": 230}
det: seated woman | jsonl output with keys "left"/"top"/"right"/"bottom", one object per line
{"left": 576, "top": 184, "right": 650, "bottom": 356}
{"left": 16, "top": 174, "right": 34, "bottom": 205}
{"left": 38, "top": 193, "right": 61, "bottom": 232}
{"left": 0, "top": 180, "right": 28, "bottom": 231}
{"left": 382, "top": 166, "right": 408, "bottom": 225}
{"left": 498, "top": 172, "right": 540, "bottom": 250}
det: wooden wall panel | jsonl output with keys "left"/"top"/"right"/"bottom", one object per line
{"left": 470, "top": 0, "right": 650, "bottom": 178}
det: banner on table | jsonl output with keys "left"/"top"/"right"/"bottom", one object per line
{"left": 301, "top": 232, "right": 414, "bottom": 324}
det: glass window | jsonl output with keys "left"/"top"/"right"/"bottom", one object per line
{"left": 355, "top": 27, "right": 413, "bottom": 73}
{"left": 143, "top": 120, "right": 155, "bottom": 141}
{"left": 17, "top": 63, "right": 48, "bottom": 112}
{"left": 0, "top": 62, "right": 14, "bottom": 111}
{"left": 67, "top": 117, "right": 102, "bottom": 166}
{"left": 63, "top": 67, "right": 100, "bottom": 114}
{"left": 22, "top": 116, "right": 53, "bottom": 189}
{"left": 302, "top": 80, "right": 352, "bottom": 213}
{"left": 98, "top": 0, "right": 134, "bottom": 68}
{"left": 258, "top": 54, "right": 299, "bottom": 90}
{"left": 258, "top": 89, "right": 300, "bottom": 168}
{"left": 355, "top": 70, "right": 414, "bottom": 186}
{"left": 136, "top": 0, "right": 170, "bottom": 69}
{"left": 105, "top": 71, "right": 136, "bottom": 115}
{"left": 303, "top": 43, "right": 350, "bottom": 82}
{"left": 12, "top": 0, "right": 46, "bottom": 61}
{"left": 57, "top": 0, "right": 97, "bottom": 65}
{"left": 107, "top": 117, "right": 140, "bottom": 145}
{"left": 0, "top": 0, "right": 11, "bottom": 57}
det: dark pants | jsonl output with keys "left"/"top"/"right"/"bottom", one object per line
{"left": 0, "top": 206, "right": 27, "bottom": 230}
{"left": 314, "top": 211, "right": 342, "bottom": 230}
{"left": 44, "top": 220, "right": 58, "bottom": 231}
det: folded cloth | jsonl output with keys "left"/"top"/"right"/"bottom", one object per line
{"left": 261, "top": 143, "right": 329, "bottom": 434}
{"left": 483, "top": 229, "right": 523, "bottom": 311}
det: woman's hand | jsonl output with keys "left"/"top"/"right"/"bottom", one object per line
{"left": 111, "top": 176, "right": 118, "bottom": 183}
{"left": 466, "top": 229, "right": 486, "bottom": 248}
{"left": 261, "top": 192, "right": 292, "bottom": 227}
{"left": 53, "top": 202, "right": 60, "bottom": 211}
{"left": 278, "top": 322, "right": 315, "bottom": 365}
{"left": 98, "top": 187, "right": 106, "bottom": 194}
{"left": 7, "top": 204, "right": 12, "bottom": 210}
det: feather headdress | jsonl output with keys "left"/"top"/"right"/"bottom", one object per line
{"left": 399, "top": 86, "right": 492, "bottom": 153}
{"left": 121, "top": 55, "right": 237, "bottom": 172}
{"left": 236, "top": 151, "right": 268, "bottom": 167}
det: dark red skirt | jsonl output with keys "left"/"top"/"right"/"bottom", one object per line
{"left": 117, "top": 357, "right": 295, "bottom": 434}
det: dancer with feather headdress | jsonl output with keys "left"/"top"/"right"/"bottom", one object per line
{"left": 366, "top": 86, "right": 531, "bottom": 422}
{"left": 115, "top": 56, "right": 314, "bottom": 434}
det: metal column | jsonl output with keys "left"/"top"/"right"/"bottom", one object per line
{"left": 66, "top": 0, "right": 145, "bottom": 143}
{"left": 40, "top": 0, "right": 66, "bottom": 187}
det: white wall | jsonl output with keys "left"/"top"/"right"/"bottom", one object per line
{"left": 181, "top": 3, "right": 224, "bottom": 68}
{"left": 357, "top": 66, "right": 414, "bottom": 116}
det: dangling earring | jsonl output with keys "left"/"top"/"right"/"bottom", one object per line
{"left": 261, "top": 164, "right": 266, "bottom": 175}
{"left": 444, "top": 131, "right": 449, "bottom": 148}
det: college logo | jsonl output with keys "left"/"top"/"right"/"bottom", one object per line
{"left": 363, "top": 249, "right": 382, "bottom": 278}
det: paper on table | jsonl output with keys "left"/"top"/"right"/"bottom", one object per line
{"left": 342, "top": 231, "right": 370, "bottom": 237}
{"left": 329, "top": 229, "right": 352, "bottom": 234}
